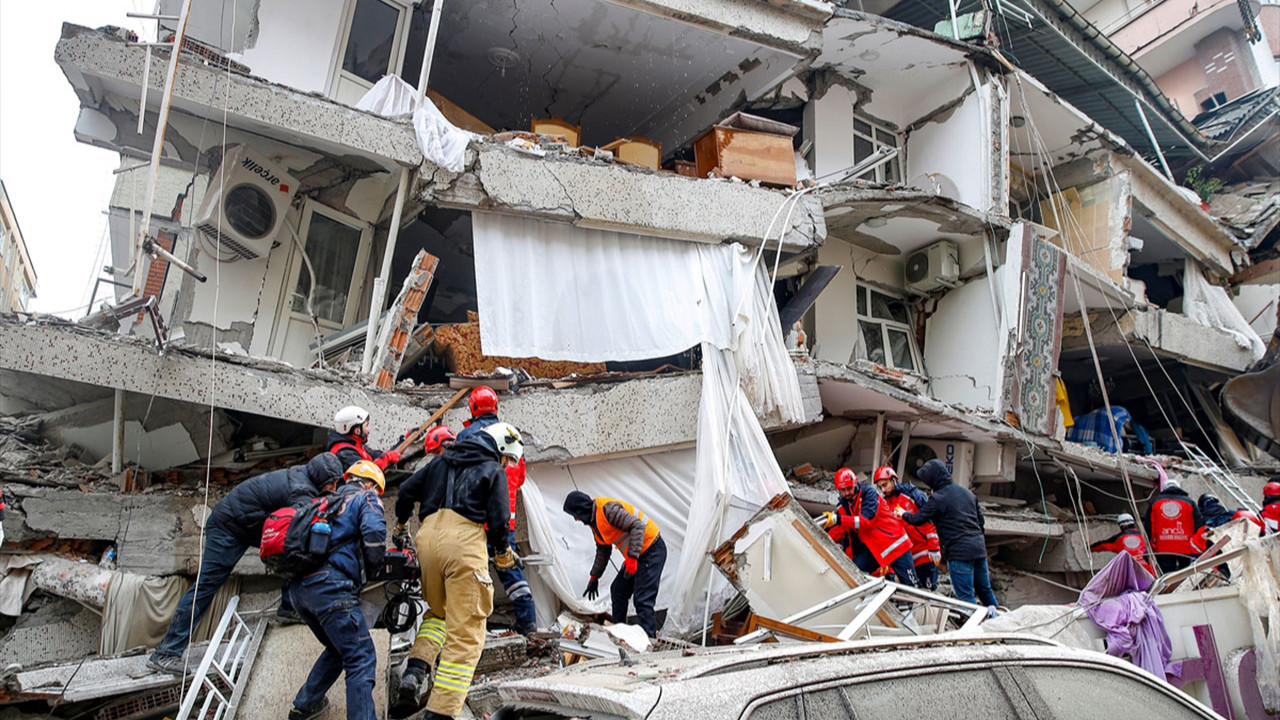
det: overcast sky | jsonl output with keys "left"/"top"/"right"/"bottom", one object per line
{"left": 0, "top": 2, "right": 150, "bottom": 317}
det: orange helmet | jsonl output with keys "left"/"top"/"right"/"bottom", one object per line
{"left": 423, "top": 425, "right": 456, "bottom": 454}
{"left": 873, "top": 466, "right": 897, "bottom": 483}
{"left": 834, "top": 468, "right": 857, "bottom": 489}
{"left": 468, "top": 386, "right": 499, "bottom": 417}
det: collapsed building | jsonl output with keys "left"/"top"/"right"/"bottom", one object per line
{"left": 0, "top": 0, "right": 1277, "bottom": 717}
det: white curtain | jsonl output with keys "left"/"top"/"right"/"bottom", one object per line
{"left": 473, "top": 212, "right": 805, "bottom": 634}
{"left": 1183, "top": 259, "right": 1265, "bottom": 361}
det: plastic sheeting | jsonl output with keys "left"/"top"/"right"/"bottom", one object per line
{"left": 1079, "top": 552, "right": 1178, "bottom": 679}
{"left": 473, "top": 213, "right": 805, "bottom": 633}
{"left": 1183, "top": 259, "right": 1265, "bottom": 362}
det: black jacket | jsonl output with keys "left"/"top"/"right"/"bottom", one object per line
{"left": 901, "top": 459, "right": 988, "bottom": 562}
{"left": 210, "top": 453, "right": 344, "bottom": 546}
{"left": 395, "top": 436, "right": 510, "bottom": 551}
{"left": 1196, "top": 495, "right": 1235, "bottom": 528}
{"left": 326, "top": 429, "right": 386, "bottom": 471}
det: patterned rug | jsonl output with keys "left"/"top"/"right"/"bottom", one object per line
{"left": 1007, "top": 235, "right": 1067, "bottom": 435}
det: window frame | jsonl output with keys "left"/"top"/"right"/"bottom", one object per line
{"left": 852, "top": 114, "right": 901, "bottom": 184}
{"left": 852, "top": 283, "right": 922, "bottom": 374}
{"left": 328, "top": 0, "right": 411, "bottom": 106}
{"left": 284, "top": 201, "right": 372, "bottom": 330}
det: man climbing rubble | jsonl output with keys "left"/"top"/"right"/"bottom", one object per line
{"left": 328, "top": 405, "right": 401, "bottom": 472}
{"left": 288, "top": 460, "right": 388, "bottom": 720}
{"left": 1143, "top": 478, "right": 1203, "bottom": 573}
{"left": 563, "top": 491, "right": 666, "bottom": 638}
{"left": 872, "top": 466, "right": 940, "bottom": 590}
{"left": 398, "top": 422, "right": 522, "bottom": 720}
{"left": 148, "top": 453, "right": 344, "bottom": 675}
{"left": 820, "top": 468, "right": 917, "bottom": 586}
{"left": 901, "top": 458, "right": 999, "bottom": 608}
{"left": 1089, "top": 513, "right": 1155, "bottom": 576}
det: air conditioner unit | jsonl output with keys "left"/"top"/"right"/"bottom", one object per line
{"left": 904, "top": 438, "right": 974, "bottom": 486}
{"left": 193, "top": 145, "right": 297, "bottom": 259}
{"left": 904, "top": 240, "right": 959, "bottom": 295}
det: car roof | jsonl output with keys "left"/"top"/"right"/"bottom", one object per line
{"left": 495, "top": 634, "right": 1182, "bottom": 720}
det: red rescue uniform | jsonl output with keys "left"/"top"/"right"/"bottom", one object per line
{"left": 1150, "top": 496, "right": 1197, "bottom": 555}
{"left": 1092, "top": 527, "right": 1155, "bottom": 575}
{"left": 1262, "top": 501, "right": 1280, "bottom": 536}
{"left": 881, "top": 492, "right": 940, "bottom": 567}
{"left": 828, "top": 488, "right": 912, "bottom": 569}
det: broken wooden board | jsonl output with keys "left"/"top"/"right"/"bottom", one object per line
{"left": 371, "top": 250, "right": 439, "bottom": 389}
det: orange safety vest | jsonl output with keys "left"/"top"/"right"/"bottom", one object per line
{"left": 592, "top": 498, "right": 659, "bottom": 556}
{"left": 1151, "top": 497, "right": 1196, "bottom": 555}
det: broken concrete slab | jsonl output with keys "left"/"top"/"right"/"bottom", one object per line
{"left": 237, "top": 624, "right": 388, "bottom": 719}
{"left": 1062, "top": 308, "right": 1259, "bottom": 373}
{"left": 0, "top": 597, "right": 99, "bottom": 671}
{"left": 421, "top": 143, "right": 826, "bottom": 252}
{"left": 12, "top": 654, "right": 176, "bottom": 703}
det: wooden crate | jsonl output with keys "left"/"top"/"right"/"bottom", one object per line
{"left": 599, "top": 136, "right": 661, "bottom": 170}
{"left": 531, "top": 117, "right": 580, "bottom": 146}
{"left": 693, "top": 112, "right": 798, "bottom": 188}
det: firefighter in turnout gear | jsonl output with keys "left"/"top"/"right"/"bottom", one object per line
{"left": 1090, "top": 513, "right": 1155, "bottom": 576}
{"left": 563, "top": 491, "right": 667, "bottom": 637}
{"left": 404, "top": 422, "right": 522, "bottom": 720}
{"left": 328, "top": 405, "right": 401, "bottom": 472}
{"left": 1144, "top": 478, "right": 1203, "bottom": 573}
{"left": 820, "top": 468, "right": 917, "bottom": 586}
{"left": 872, "top": 466, "right": 941, "bottom": 590}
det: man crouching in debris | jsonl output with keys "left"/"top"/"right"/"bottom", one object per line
{"left": 820, "top": 468, "right": 917, "bottom": 586}
{"left": 563, "top": 491, "right": 667, "bottom": 638}
{"left": 148, "top": 452, "right": 344, "bottom": 675}
{"left": 396, "top": 422, "right": 523, "bottom": 720}
{"left": 289, "top": 460, "right": 388, "bottom": 720}
{"left": 901, "top": 458, "right": 999, "bottom": 608}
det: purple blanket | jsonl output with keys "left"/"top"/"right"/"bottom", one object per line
{"left": 1081, "top": 552, "right": 1180, "bottom": 679}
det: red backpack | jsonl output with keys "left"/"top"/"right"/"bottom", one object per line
{"left": 260, "top": 495, "right": 346, "bottom": 579}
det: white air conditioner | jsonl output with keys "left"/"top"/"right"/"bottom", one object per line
{"left": 193, "top": 145, "right": 297, "bottom": 259}
{"left": 904, "top": 438, "right": 974, "bottom": 486}
{"left": 904, "top": 240, "right": 960, "bottom": 295}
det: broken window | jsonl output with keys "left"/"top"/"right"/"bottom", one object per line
{"left": 291, "top": 212, "right": 363, "bottom": 324}
{"left": 855, "top": 284, "right": 921, "bottom": 372}
{"left": 853, "top": 116, "right": 901, "bottom": 184}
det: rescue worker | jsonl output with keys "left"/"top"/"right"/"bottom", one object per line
{"left": 491, "top": 455, "right": 537, "bottom": 635}
{"left": 1089, "top": 513, "right": 1155, "bottom": 576}
{"left": 563, "top": 491, "right": 666, "bottom": 638}
{"left": 872, "top": 466, "right": 940, "bottom": 590}
{"left": 902, "top": 459, "right": 999, "bottom": 608}
{"left": 393, "top": 425, "right": 456, "bottom": 707}
{"left": 1143, "top": 478, "right": 1203, "bottom": 573}
{"left": 288, "top": 461, "right": 388, "bottom": 720}
{"left": 1198, "top": 493, "right": 1263, "bottom": 532}
{"left": 407, "top": 423, "right": 522, "bottom": 720}
{"left": 149, "top": 453, "right": 344, "bottom": 675}
{"left": 455, "top": 386, "right": 500, "bottom": 442}
{"left": 820, "top": 468, "right": 917, "bottom": 586}
{"left": 328, "top": 405, "right": 401, "bottom": 472}
{"left": 1262, "top": 479, "right": 1280, "bottom": 535}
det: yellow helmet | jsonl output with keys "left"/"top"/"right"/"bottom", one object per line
{"left": 345, "top": 460, "right": 385, "bottom": 495}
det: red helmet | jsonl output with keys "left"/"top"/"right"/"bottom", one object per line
{"left": 1265, "top": 481, "right": 1280, "bottom": 497}
{"left": 873, "top": 466, "right": 897, "bottom": 483}
{"left": 468, "top": 386, "right": 499, "bottom": 417}
{"left": 834, "top": 468, "right": 857, "bottom": 489}
{"left": 423, "top": 425, "right": 456, "bottom": 454}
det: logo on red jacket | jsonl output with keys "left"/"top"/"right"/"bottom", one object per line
{"left": 1122, "top": 535, "right": 1142, "bottom": 550}
{"left": 1160, "top": 502, "right": 1182, "bottom": 519}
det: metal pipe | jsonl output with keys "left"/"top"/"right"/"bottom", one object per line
{"left": 415, "top": 0, "right": 447, "bottom": 103}
{"left": 112, "top": 389, "right": 125, "bottom": 474}
{"left": 1134, "top": 100, "right": 1174, "bottom": 181}
{"left": 132, "top": 0, "right": 195, "bottom": 297}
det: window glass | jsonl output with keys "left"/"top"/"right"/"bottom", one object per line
{"left": 342, "top": 0, "right": 400, "bottom": 83}
{"left": 888, "top": 328, "right": 915, "bottom": 371}
{"left": 803, "top": 688, "right": 854, "bottom": 717}
{"left": 292, "top": 213, "right": 362, "bottom": 323}
{"left": 853, "top": 119, "right": 872, "bottom": 137}
{"left": 750, "top": 694, "right": 801, "bottom": 720}
{"left": 1020, "top": 666, "right": 1208, "bottom": 718}
{"left": 875, "top": 128, "right": 897, "bottom": 147}
{"left": 398, "top": 2, "right": 432, "bottom": 88}
{"left": 860, "top": 321, "right": 885, "bottom": 365}
{"left": 869, "top": 290, "right": 909, "bottom": 323}
{"left": 843, "top": 669, "right": 1020, "bottom": 719}
{"left": 853, "top": 135, "right": 873, "bottom": 164}
{"left": 856, "top": 286, "right": 868, "bottom": 316}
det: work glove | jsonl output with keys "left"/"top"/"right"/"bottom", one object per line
{"left": 817, "top": 511, "right": 838, "bottom": 529}
{"left": 392, "top": 523, "right": 411, "bottom": 547}
{"left": 623, "top": 557, "right": 638, "bottom": 576}
{"left": 493, "top": 547, "right": 519, "bottom": 570}
{"left": 929, "top": 551, "right": 942, "bottom": 565}
{"left": 583, "top": 576, "right": 600, "bottom": 601}
{"left": 382, "top": 450, "right": 402, "bottom": 465}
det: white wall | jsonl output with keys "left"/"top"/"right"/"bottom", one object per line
{"left": 923, "top": 272, "right": 1003, "bottom": 410}
{"left": 1234, "top": 283, "right": 1279, "bottom": 339}
{"left": 903, "top": 88, "right": 989, "bottom": 211}
{"left": 811, "top": 238, "right": 906, "bottom": 364}
{"left": 804, "top": 83, "right": 857, "bottom": 182}
{"left": 234, "top": 0, "right": 347, "bottom": 95}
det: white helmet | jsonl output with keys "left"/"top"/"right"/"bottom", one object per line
{"left": 1162, "top": 478, "right": 1180, "bottom": 490}
{"left": 1116, "top": 513, "right": 1135, "bottom": 526}
{"left": 481, "top": 422, "right": 524, "bottom": 462}
{"left": 333, "top": 406, "right": 370, "bottom": 435}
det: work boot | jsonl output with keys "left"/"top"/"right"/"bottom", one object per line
{"left": 146, "top": 652, "right": 188, "bottom": 676}
{"left": 515, "top": 622, "right": 538, "bottom": 637}
{"left": 420, "top": 712, "right": 452, "bottom": 720}
{"left": 394, "top": 666, "right": 428, "bottom": 711}
{"left": 275, "top": 607, "right": 302, "bottom": 625}
{"left": 286, "top": 697, "right": 329, "bottom": 720}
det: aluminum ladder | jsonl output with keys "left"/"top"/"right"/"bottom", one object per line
{"left": 174, "top": 596, "right": 267, "bottom": 720}
{"left": 1181, "top": 443, "right": 1261, "bottom": 513}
